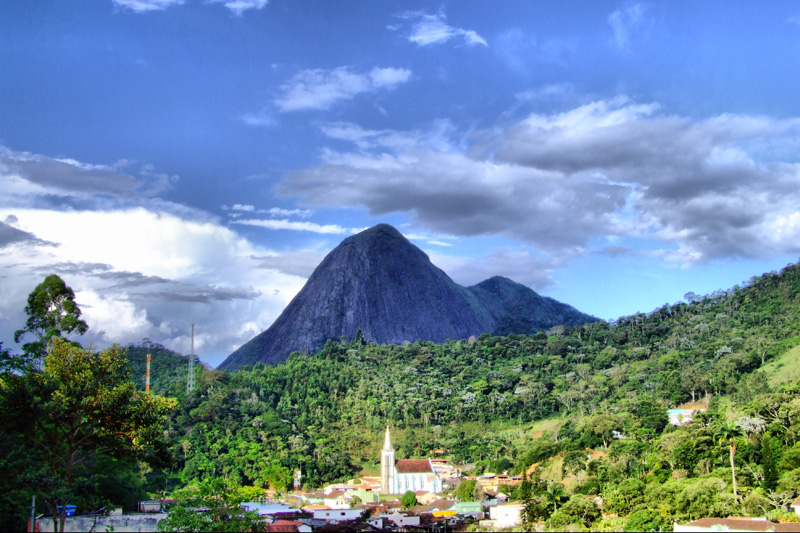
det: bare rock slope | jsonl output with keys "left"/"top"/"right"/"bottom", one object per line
{"left": 219, "top": 224, "right": 596, "bottom": 369}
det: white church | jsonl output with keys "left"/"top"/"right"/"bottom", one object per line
{"left": 380, "top": 426, "right": 443, "bottom": 495}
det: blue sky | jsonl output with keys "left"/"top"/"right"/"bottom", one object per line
{"left": 3, "top": 1, "right": 800, "bottom": 368}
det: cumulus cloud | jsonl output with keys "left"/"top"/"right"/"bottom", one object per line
{"left": 0, "top": 147, "right": 177, "bottom": 206}
{"left": 0, "top": 172, "right": 308, "bottom": 368}
{"left": 396, "top": 10, "right": 487, "bottom": 47}
{"left": 274, "top": 67, "right": 412, "bottom": 112}
{"left": 0, "top": 220, "right": 52, "bottom": 248}
{"left": 608, "top": 3, "right": 652, "bottom": 50}
{"left": 430, "top": 248, "right": 561, "bottom": 291}
{"left": 277, "top": 97, "right": 800, "bottom": 267}
{"left": 255, "top": 251, "right": 327, "bottom": 278}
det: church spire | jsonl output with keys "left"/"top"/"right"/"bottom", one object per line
{"left": 383, "top": 425, "right": 393, "bottom": 451}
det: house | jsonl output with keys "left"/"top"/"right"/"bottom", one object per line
{"left": 380, "top": 426, "right": 443, "bottom": 494}
{"left": 792, "top": 495, "right": 800, "bottom": 516}
{"left": 345, "top": 485, "right": 380, "bottom": 503}
{"left": 414, "top": 490, "right": 439, "bottom": 504}
{"left": 409, "top": 498, "right": 457, "bottom": 517}
{"left": 264, "top": 519, "right": 313, "bottom": 533}
{"left": 312, "top": 508, "right": 364, "bottom": 522}
{"left": 455, "top": 501, "right": 483, "bottom": 518}
{"left": 675, "top": 517, "right": 800, "bottom": 532}
{"left": 430, "top": 458, "right": 461, "bottom": 478}
{"left": 322, "top": 490, "right": 350, "bottom": 509}
{"left": 240, "top": 501, "right": 299, "bottom": 518}
{"left": 668, "top": 402, "right": 709, "bottom": 426}
{"left": 386, "top": 511, "right": 421, "bottom": 528}
{"left": 483, "top": 500, "right": 525, "bottom": 529}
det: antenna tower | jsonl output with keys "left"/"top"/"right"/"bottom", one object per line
{"left": 187, "top": 324, "right": 195, "bottom": 393}
{"left": 146, "top": 353, "right": 151, "bottom": 393}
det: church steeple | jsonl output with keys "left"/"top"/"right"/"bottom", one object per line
{"left": 380, "top": 425, "right": 395, "bottom": 494}
{"left": 383, "top": 425, "right": 393, "bottom": 451}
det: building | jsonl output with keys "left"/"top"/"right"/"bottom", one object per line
{"left": 482, "top": 500, "right": 525, "bottom": 529}
{"left": 380, "top": 426, "right": 443, "bottom": 495}
{"left": 311, "top": 508, "right": 364, "bottom": 522}
{"left": 674, "top": 517, "right": 800, "bottom": 532}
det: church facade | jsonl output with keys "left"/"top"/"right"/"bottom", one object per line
{"left": 380, "top": 426, "right": 443, "bottom": 495}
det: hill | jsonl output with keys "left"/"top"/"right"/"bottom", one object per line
{"left": 220, "top": 224, "right": 596, "bottom": 369}
{"left": 134, "top": 260, "right": 800, "bottom": 526}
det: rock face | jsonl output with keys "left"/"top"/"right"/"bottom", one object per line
{"left": 219, "top": 224, "right": 596, "bottom": 370}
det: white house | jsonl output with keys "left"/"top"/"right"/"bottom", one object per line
{"left": 312, "top": 508, "right": 364, "bottom": 521}
{"left": 386, "top": 511, "right": 421, "bottom": 528}
{"left": 483, "top": 500, "right": 525, "bottom": 529}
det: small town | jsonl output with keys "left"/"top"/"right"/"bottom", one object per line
{"left": 32, "top": 426, "right": 800, "bottom": 532}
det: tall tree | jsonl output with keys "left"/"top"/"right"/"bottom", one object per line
{"left": 0, "top": 339, "right": 176, "bottom": 532}
{"left": 714, "top": 422, "right": 743, "bottom": 497}
{"left": 14, "top": 274, "right": 88, "bottom": 367}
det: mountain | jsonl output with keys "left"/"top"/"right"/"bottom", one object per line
{"left": 219, "top": 224, "right": 596, "bottom": 370}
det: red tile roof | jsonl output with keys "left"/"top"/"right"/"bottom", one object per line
{"left": 395, "top": 459, "right": 433, "bottom": 473}
{"left": 684, "top": 518, "right": 800, "bottom": 532}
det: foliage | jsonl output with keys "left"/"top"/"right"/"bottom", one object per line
{"left": 0, "top": 338, "right": 175, "bottom": 532}
{"left": 156, "top": 478, "right": 266, "bottom": 532}
{"left": 624, "top": 509, "right": 672, "bottom": 532}
{"left": 14, "top": 274, "right": 88, "bottom": 366}
{"left": 401, "top": 490, "right": 418, "bottom": 508}
{"left": 9, "top": 259, "right": 800, "bottom": 530}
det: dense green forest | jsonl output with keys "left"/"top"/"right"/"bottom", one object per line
{"left": 3, "top": 262, "right": 800, "bottom": 530}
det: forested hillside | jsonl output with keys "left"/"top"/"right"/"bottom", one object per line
{"left": 121, "top": 261, "right": 800, "bottom": 528}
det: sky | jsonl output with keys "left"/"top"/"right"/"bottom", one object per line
{"left": 2, "top": 1, "right": 800, "bottom": 368}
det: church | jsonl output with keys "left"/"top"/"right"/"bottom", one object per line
{"left": 380, "top": 426, "right": 443, "bottom": 495}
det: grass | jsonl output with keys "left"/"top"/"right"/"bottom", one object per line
{"left": 761, "top": 344, "right": 800, "bottom": 387}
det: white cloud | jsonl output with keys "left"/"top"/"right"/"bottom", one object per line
{"left": 0, "top": 203, "right": 308, "bottom": 368}
{"left": 277, "top": 98, "right": 800, "bottom": 267}
{"left": 261, "top": 207, "right": 313, "bottom": 218}
{"left": 208, "top": 0, "right": 268, "bottom": 16}
{"left": 274, "top": 67, "right": 411, "bottom": 112}
{"left": 77, "top": 289, "right": 151, "bottom": 341}
{"left": 241, "top": 111, "right": 276, "bottom": 127}
{"left": 398, "top": 11, "right": 488, "bottom": 47}
{"left": 608, "top": 3, "right": 651, "bottom": 50}
{"left": 0, "top": 147, "right": 177, "bottom": 203}
{"left": 233, "top": 218, "right": 351, "bottom": 235}
{"left": 112, "top": 0, "right": 184, "bottom": 12}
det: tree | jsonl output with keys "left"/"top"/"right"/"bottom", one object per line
{"left": 714, "top": 422, "right": 742, "bottom": 497}
{"left": 14, "top": 275, "right": 88, "bottom": 367}
{"left": 624, "top": 509, "right": 671, "bottom": 532}
{"left": 157, "top": 478, "right": 266, "bottom": 532}
{"left": 0, "top": 339, "right": 176, "bottom": 532}
{"left": 472, "top": 480, "right": 486, "bottom": 504}
{"left": 455, "top": 479, "right": 477, "bottom": 501}
{"left": 760, "top": 435, "right": 778, "bottom": 492}
{"left": 401, "top": 490, "right": 418, "bottom": 509}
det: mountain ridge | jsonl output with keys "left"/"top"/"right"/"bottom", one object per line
{"left": 219, "top": 224, "right": 596, "bottom": 370}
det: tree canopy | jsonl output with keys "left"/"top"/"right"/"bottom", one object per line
{"left": 14, "top": 274, "right": 88, "bottom": 366}
{"left": 0, "top": 338, "right": 176, "bottom": 532}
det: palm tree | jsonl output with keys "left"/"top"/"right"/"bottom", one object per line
{"left": 714, "top": 422, "right": 743, "bottom": 497}
{"left": 543, "top": 482, "right": 567, "bottom": 513}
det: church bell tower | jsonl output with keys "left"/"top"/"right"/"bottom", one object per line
{"left": 380, "top": 425, "right": 395, "bottom": 494}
